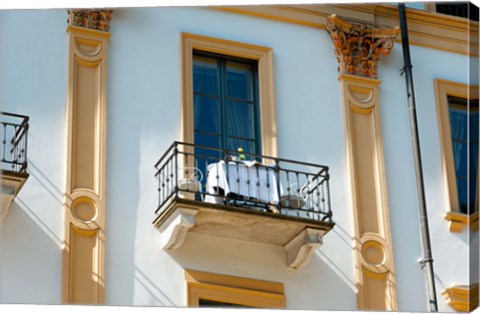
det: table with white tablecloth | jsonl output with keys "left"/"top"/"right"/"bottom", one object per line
{"left": 204, "top": 160, "right": 281, "bottom": 205}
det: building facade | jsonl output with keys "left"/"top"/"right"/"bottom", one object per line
{"left": 0, "top": 2, "right": 478, "bottom": 312}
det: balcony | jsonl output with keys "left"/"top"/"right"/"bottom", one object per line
{"left": 153, "top": 142, "right": 335, "bottom": 269}
{"left": 1, "top": 112, "right": 29, "bottom": 220}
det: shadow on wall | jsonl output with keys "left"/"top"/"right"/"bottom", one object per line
{"left": 104, "top": 128, "right": 139, "bottom": 306}
{"left": 289, "top": 248, "right": 356, "bottom": 310}
{"left": 164, "top": 230, "right": 357, "bottom": 311}
{"left": 0, "top": 200, "right": 61, "bottom": 304}
{"left": 1, "top": 158, "right": 66, "bottom": 304}
{"left": 26, "top": 160, "right": 65, "bottom": 207}
{"left": 133, "top": 267, "right": 176, "bottom": 306}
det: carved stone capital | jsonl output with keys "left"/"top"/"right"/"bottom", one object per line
{"left": 284, "top": 228, "right": 324, "bottom": 269}
{"left": 326, "top": 14, "right": 399, "bottom": 79}
{"left": 67, "top": 9, "right": 113, "bottom": 32}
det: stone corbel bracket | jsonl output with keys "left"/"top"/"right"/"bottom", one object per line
{"left": 284, "top": 228, "right": 324, "bottom": 269}
{"left": 326, "top": 14, "right": 399, "bottom": 79}
{"left": 156, "top": 207, "right": 199, "bottom": 250}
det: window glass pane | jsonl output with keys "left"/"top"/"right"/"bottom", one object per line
{"left": 448, "top": 97, "right": 479, "bottom": 214}
{"left": 193, "top": 52, "right": 259, "bottom": 156}
{"left": 194, "top": 132, "right": 221, "bottom": 151}
{"left": 226, "top": 61, "right": 253, "bottom": 101}
{"left": 225, "top": 100, "right": 255, "bottom": 140}
{"left": 452, "top": 140, "right": 468, "bottom": 178}
{"left": 199, "top": 299, "right": 250, "bottom": 308}
{"left": 194, "top": 133, "right": 222, "bottom": 183}
{"left": 457, "top": 177, "right": 468, "bottom": 214}
{"left": 194, "top": 96, "right": 220, "bottom": 134}
{"left": 227, "top": 138, "right": 256, "bottom": 156}
{"left": 471, "top": 142, "right": 478, "bottom": 177}
{"left": 471, "top": 108, "right": 479, "bottom": 142}
{"left": 469, "top": 178, "right": 477, "bottom": 212}
{"left": 449, "top": 107, "right": 468, "bottom": 141}
{"left": 193, "top": 56, "right": 219, "bottom": 96}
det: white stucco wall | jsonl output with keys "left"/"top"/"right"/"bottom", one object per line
{"left": 379, "top": 44, "right": 475, "bottom": 312}
{"left": 105, "top": 7, "right": 477, "bottom": 311}
{"left": 105, "top": 6, "right": 357, "bottom": 310}
{"left": 0, "top": 5, "right": 476, "bottom": 312}
{"left": 0, "top": 9, "right": 67, "bottom": 304}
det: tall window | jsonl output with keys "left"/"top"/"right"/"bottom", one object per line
{"left": 448, "top": 97, "right": 479, "bottom": 214}
{"left": 181, "top": 33, "right": 277, "bottom": 158}
{"left": 434, "top": 79, "right": 479, "bottom": 232}
{"left": 193, "top": 50, "right": 261, "bottom": 155}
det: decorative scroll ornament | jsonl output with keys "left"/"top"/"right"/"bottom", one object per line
{"left": 67, "top": 9, "right": 113, "bottom": 32}
{"left": 326, "top": 15, "right": 399, "bottom": 79}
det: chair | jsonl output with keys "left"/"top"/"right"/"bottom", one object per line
{"left": 178, "top": 167, "right": 204, "bottom": 194}
{"left": 280, "top": 182, "right": 308, "bottom": 208}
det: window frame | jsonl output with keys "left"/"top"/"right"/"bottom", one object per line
{"left": 434, "top": 79, "right": 479, "bottom": 232}
{"left": 185, "top": 269, "right": 286, "bottom": 308}
{"left": 181, "top": 32, "right": 277, "bottom": 158}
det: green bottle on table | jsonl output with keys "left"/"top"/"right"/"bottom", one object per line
{"left": 238, "top": 147, "right": 246, "bottom": 161}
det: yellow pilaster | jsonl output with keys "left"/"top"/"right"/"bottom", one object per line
{"left": 62, "top": 9, "right": 111, "bottom": 304}
{"left": 326, "top": 15, "right": 399, "bottom": 311}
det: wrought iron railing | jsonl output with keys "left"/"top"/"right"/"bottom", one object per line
{"left": 154, "top": 142, "right": 332, "bottom": 222}
{"left": 1, "top": 112, "right": 29, "bottom": 173}
{"left": 436, "top": 3, "right": 479, "bottom": 21}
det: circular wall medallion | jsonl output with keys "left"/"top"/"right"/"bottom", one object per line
{"left": 361, "top": 240, "right": 387, "bottom": 267}
{"left": 72, "top": 197, "right": 98, "bottom": 223}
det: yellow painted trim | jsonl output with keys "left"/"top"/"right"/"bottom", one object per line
{"left": 442, "top": 283, "right": 479, "bottom": 312}
{"left": 215, "top": 6, "right": 326, "bottom": 29}
{"left": 434, "top": 79, "right": 479, "bottom": 233}
{"left": 338, "top": 74, "right": 397, "bottom": 310}
{"left": 214, "top": 4, "right": 478, "bottom": 56}
{"left": 66, "top": 25, "right": 111, "bottom": 39}
{"left": 181, "top": 32, "right": 277, "bottom": 157}
{"left": 444, "top": 211, "right": 479, "bottom": 233}
{"left": 62, "top": 25, "right": 109, "bottom": 304}
{"left": 185, "top": 269, "right": 285, "bottom": 308}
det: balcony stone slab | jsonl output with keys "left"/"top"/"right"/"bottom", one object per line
{"left": 1, "top": 170, "right": 29, "bottom": 220}
{"left": 153, "top": 198, "right": 335, "bottom": 269}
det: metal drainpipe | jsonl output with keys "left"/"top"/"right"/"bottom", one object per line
{"left": 398, "top": 4, "right": 438, "bottom": 312}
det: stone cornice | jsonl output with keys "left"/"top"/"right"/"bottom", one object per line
{"left": 214, "top": 4, "right": 478, "bottom": 56}
{"left": 67, "top": 9, "right": 113, "bottom": 32}
{"left": 326, "top": 14, "right": 399, "bottom": 79}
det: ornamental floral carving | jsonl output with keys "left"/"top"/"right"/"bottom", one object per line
{"left": 326, "top": 15, "right": 399, "bottom": 79}
{"left": 67, "top": 9, "right": 113, "bottom": 32}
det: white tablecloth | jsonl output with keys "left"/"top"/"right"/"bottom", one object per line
{"left": 204, "top": 160, "right": 280, "bottom": 205}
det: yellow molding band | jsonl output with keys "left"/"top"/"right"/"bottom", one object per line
{"left": 185, "top": 269, "right": 285, "bottom": 308}
{"left": 216, "top": 7, "right": 324, "bottom": 29}
{"left": 444, "top": 211, "right": 479, "bottom": 233}
{"left": 442, "top": 283, "right": 479, "bottom": 312}
{"left": 66, "top": 25, "right": 112, "bottom": 39}
{"left": 214, "top": 4, "right": 478, "bottom": 56}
